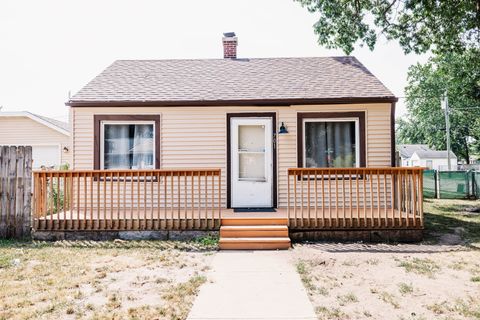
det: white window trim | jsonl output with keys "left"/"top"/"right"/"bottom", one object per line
{"left": 302, "top": 117, "right": 360, "bottom": 168}
{"left": 100, "top": 120, "right": 156, "bottom": 170}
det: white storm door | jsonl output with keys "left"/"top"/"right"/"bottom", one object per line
{"left": 231, "top": 117, "right": 273, "bottom": 208}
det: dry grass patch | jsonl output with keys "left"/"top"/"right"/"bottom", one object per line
{"left": 397, "top": 257, "right": 441, "bottom": 278}
{"left": 0, "top": 240, "right": 215, "bottom": 320}
{"left": 377, "top": 291, "right": 400, "bottom": 309}
{"left": 315, "top": 306, "right": 349, "bottom": 320}
{"left": 337, "top": 293, "right": 358, "bottom": 306}
{"left": 397, "top": 283, "right": 414, "bottom": 295}
{"left": 427, "top": 297, "right": 480, "bottom": 318}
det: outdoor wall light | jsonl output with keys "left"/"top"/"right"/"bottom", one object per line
{"left": 63, "top": 146, "right": 69, "bottom": 153}
{"left": 278, "top": 122, "right": 288, "bottom": 134}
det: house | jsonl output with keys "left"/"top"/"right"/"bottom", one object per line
{"left": 0, "top": 111, "right": 71, "bottom": 169}
{"left": 32, "top": 33, "right": 425, "bottom": 247}
{"left": 397, "top": 144, "right": 431, "bottom": 167}
{"left": 410, "top": 150, "right": 457, "bottom": 170}
{"left": 397, "top": 144, "right": 457, "bottom": 170}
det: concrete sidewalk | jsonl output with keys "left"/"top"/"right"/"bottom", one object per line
{"left": 187, "top": 251, "right": 317, "bottom": 320}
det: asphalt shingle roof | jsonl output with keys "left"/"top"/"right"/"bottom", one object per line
{"left": 68, "top": 56, "right": 395, "bottom": 105}
{"left": 32, "top": 113, "right": 69, "bottom": 131}
{"left": 397, "top": 144, "right": 431, "bottom": 159}
{"left": 414, "top": 150, "right": 457, "bottom": 159}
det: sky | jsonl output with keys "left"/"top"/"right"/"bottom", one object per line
{"left": 0, "top": 0, "right": 429, "bottom": 123}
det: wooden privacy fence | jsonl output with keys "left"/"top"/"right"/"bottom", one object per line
{"left": 0, "top": 146, "right": 32, "bottom": 238}
{"left": 287, "top": 167, "right": 424, "bottom": 229}
{"left": 33, "top": 169, "right": 222, "bottom": 231}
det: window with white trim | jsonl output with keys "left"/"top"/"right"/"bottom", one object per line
{"left": 101, "top": 121, "right": 155, "bottom": 169}
{"left": 303, "top": 118, "right": 359, "bottom": 168}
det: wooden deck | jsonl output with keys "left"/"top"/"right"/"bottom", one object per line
{"left": 33, "top": 207, "right": 422, "bottom": 231}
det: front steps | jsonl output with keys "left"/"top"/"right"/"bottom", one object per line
{"left": 219, "top": 218, "right": 291, "bottom": 250}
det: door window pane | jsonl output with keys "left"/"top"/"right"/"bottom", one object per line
{"left": 238, "top": 125, "right": 265, "bottom": 151}
{"left": 238, "top": 124, "right": 266, "bottom": 181}
{"left": 239, "top": 153, "right": 265, "bottom": 180}
{"left": 103, "top": 124, "right": 154, "bottom": 169}
{"left": 304, "top": 121, "right": 356, "bottom": 167}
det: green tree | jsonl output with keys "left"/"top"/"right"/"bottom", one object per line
{"left": 295, "top": 0, "right": 479, "bottom": 54}
{"left": 397, "top": 49, "right": 480, "bottom": 162}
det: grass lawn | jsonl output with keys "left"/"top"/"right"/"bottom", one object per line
{"left": 0, "top": 239, "right": 217, "bottom": 320}
{"left": 423, "top": 198, "right": 480, "bottom": 248}
{"left": 294, "top": 199, "right": 480, "bottom": 320}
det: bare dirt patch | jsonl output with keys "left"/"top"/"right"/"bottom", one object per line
{"left": 293, "top": 199, "right": 480, "bottom": 320}
{"left": 0, "top": 240, "right": 215, "bottom": 320}
{"left": 293, "top": 246, "right": 480, "bottom": 320}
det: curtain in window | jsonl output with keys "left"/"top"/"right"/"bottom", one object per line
{"left": 305, "top": 121, "right": 356, "bottom": 168}
{"left": 104, "top": 124, "right": 154, "bottom": 169}
{"left": 104, "top": 125, "right": 130, "bottom": 169}
{"left": 131, "top": 125, "right": 154, "bottom": 169}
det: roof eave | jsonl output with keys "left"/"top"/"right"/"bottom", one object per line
{"left": 66, "top": 96, "right": 398, "bottom": 107}
{"left": 0, "top": 111, "right": 70, "bottom": 136}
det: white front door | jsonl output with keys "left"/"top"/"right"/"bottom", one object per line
{"left": 231, "top": 117, "right": 273, "bottom": 208}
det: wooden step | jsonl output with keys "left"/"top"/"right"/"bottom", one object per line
{"left": 220, "top": 225, "right": 289, "bottom": 238}
{"left": 221, "top": 217, "right": 288, "bottom": 226}
{"left": 219, "top": 237, "right": 291, "bottom": 250}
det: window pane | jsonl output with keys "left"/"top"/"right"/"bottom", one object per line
{"left": 238, "top": 125, "right": 265, "bottom": 151}
{"left": 239, "top": 153, "right": 265, "bottom": 180}
{"left": 103, "top": 124, "right": 154, "bottom": 169}
{"left": 305, "top": 121, "right": 356, "bottom": 168}
{"left": 238, "top": 125, "right": 266, "bottom": 181}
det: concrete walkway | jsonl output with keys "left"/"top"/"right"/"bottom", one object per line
{"left": 187, "top": 251, "right": 317, "bottom": 320}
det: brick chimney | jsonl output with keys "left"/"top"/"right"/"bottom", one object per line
{"left": 222, "top": 32, "right": 237, "bottom": 59}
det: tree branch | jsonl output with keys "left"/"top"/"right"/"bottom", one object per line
{"left": 382, "top": 0, "right": 397, "bottom": 18}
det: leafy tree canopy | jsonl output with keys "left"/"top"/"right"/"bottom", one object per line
{"left": 397, "top": 48, "right": 480, "bottom": 162}
{"left": 296, "top": 0, "right": 480, "bottom": 54}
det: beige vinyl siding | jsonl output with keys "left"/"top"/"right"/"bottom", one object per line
{"left": 0, "top": 116, "right": 71, "bottom": 166}
{"left": 71, "top": 103, "right": 392, "bottom": 208}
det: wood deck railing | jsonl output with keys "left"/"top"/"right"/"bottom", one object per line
{"left": 33, "top": 169, "right": 222, "bottom": 231}
{"left": 287, "top": 167, "right": 424, "bottom": 229}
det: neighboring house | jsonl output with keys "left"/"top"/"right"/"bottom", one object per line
{"left": 410, "top": 150, "right": 457, "bottom": 170}
{"left": 32, "top": 33, "right": 425, "bottom": 248}
{"left": 0, "top": 111, "right": 71, "bottom": 168}
{"left": 397, "top": 144, "right": 457, "bottom": 170}
{"left": 397, "top": 144, "right": 431, "bottom": 167}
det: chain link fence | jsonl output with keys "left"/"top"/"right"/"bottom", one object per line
{"left": 438, "top": 171, "right": 471, "bottom": 199}
{"left": 423, "top": 170, "right": 437, "bottom": 198}
{"left": 423, "top": 170, "right": 478, "bottom": 199}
